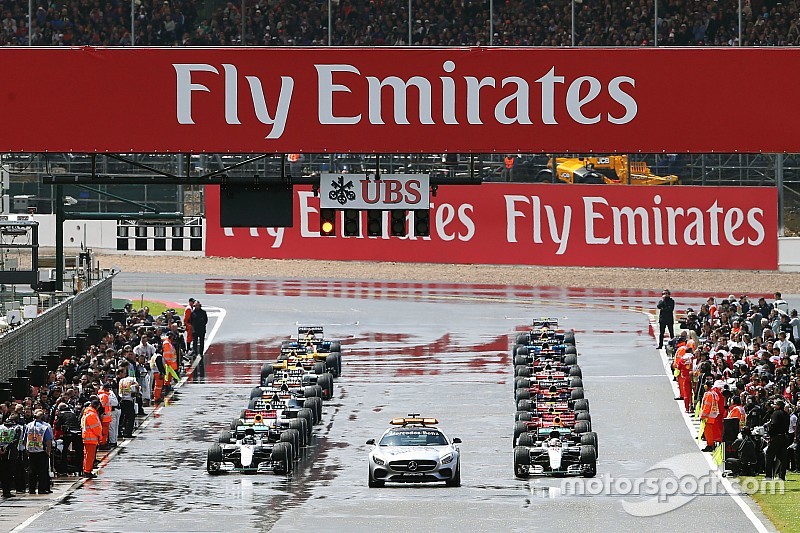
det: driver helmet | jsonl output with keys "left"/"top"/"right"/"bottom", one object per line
{"left": 549, "top": 430, "right": 560, "bottom": 439}
{"left": 548, "top": 385, "right": 558, "bottom": 393}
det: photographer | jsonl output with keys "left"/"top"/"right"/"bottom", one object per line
{"left": 657, "top": 289, "right": 675, "bottom": 350}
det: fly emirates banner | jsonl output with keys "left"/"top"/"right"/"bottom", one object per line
{"left": 205, "top": 184, "right": 777, "bottom": 270}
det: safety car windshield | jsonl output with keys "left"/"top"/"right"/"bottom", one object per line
{"left": 379, "top": 429, "right": 448, "bottom": 446}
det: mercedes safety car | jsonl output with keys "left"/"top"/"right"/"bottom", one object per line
{"left": 367, "top": 415, "right": 462, "bottom": 488}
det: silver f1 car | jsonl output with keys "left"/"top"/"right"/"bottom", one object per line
{"left": 207, "top": 427, "right": 294, "bottom": 475}
{"left": 514, "top": 428, "right": 596, "bottom": 478}
{"left": 367, "top": 415, "right": 462, "bottom": 488}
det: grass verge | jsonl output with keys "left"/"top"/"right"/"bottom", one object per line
{"left": 741, "top": 472, "right": 800, "bottom": 532}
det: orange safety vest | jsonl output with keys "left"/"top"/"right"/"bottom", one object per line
{"left": 727, "top": 404, "right": 746, "bottom": 425}
{"left": 98, "top": 391, "right": 112, "bottom": 423}
{"left": 163, "top": 338, "right": 177, "bottom": 370}
{"left": 504, "top": 156, "right": 514, "bottom": 169}
{"left": 700, "top": 390, "right": 719, "bottom": 419}
{"left": 81, "top": 408, "right": 102, "bottom": 444}
{"left": 288, "top": 153, "right": 301, "bottom": 162}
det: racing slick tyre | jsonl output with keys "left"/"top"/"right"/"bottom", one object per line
{"left": 517, "top": 433, "right": 535, "bottom": 448}
{"left": 514, "top": 377, "right": 530, "bottom": 391}
{"left": 515, "top": 365, "right": 531, "bottom": 378}
{"left": 564, "top": 331, "right": 575, "bottom": 345}
{"left": 574, "top": 421, "right": 591, "bottom": 435}
{"left": 569, "top": 377, "right": 583, "bottom": 388}
{"left": 207, "top": 444, "right": 223, "bottom": 475}
{"left": 304, "top": 397, "right": 323, "bottom": 425}
{"left": 250, "top": 386, "right": 264, "bottom": 400}
{"left": 514, "top": 446, "right": 531, "bottom": 478}
{"left": 515, "top": 346, "right": 529, "bottom": 356}
{"left": 570, "top": 387, "right": 584, "bottom": 400}
{"left": 580, "top": 445, "right": 597, "bottom": 477}
{"left": 313, "top": 362, "right": 326, "bottom": 375}
{"left": 517, "top": 399, "right": 534, "bottom": 412}
{"left": 248, "top": 398, "right": 259, "bottom": 410}
{"left": 230, "top": 418, "right": 240, "bottom": 431}
{"left": 581, "top": 431, "right": 599, "bottom": 457}
{"left": 260, "top": 363, "right": 273, "bottom": 382}
{"left": 368, "top": 470, "right": 385, "bottom": 488}
{"left": 329, "top": 341, "right": 341, "bottom": 352}
{"left": 565, "top": 346, "right": 577, "bottom": 355}
{"left": 514, "top": 355, "right": 529, "bottom": 367}
{"left": 572, "top": 399, "right": 590, "bottom": 413}
{"left": 515, "top": 411, "right": 532, "bottom": 422}
{"left": 304, "top": 385, "right": 323, "bottom": 398}
{"left": 281, "top": 429, "right": 301, "bottom": 460}
{"left": 513, "top": 421, "right": 529, "bottom": 443}
{"left": 445, "top": 461, "right": 462, "bottom": 487}
{"left": 317, "top": 373, "right": 334, "bottom": 400}
{"left": 325, "top": 354, "right": 340, "bottom": 378}
{"left": 297, "top": 408, "right": 314, "bottom": 440}
{"left": 516, "top": 333, "right": 531, "bottom": 346}
{"left": 515, "top": 389, "right": 531, "bottom": 401}
{"left": 568, "top": 365, "right": 582, "bottom": 378}
{"left": 335, "top": 351, "right": 342, "bottom": 376}
{"left": 218, "top": 430, "right": 232, "bottom": 444}
{"left": 564, "top": 354, "right": 578, "bottom": 366}
{"left": 271, "top": 442, "right": 292, "bottom": 474}
{"left": 576, "top": 412, "right": 592, "bottom": 425}
{"left": 289, "top": 419, "right": 308, "bottom": 448}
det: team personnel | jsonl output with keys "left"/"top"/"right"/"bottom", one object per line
{"left": 23, "top": 409, "right": 53, "bottom": 494}
{"left": 657, "top": 289, "right": 675, "bottom": 349}
{"left": 0, "top": 414, "right": 22, "bottom": 498}
{"left": 80, "top": 401, "right": 102, "bottom": 479}
{"left": 184, "top": 298, "right": 195, "bottom": 355}
{"left": 118, "top": 369, "right": 139, "bottom": 438}
{"left": 149, "top": 348, "right": 166, "bottom": 403}
{"left": 190, "top": 301, "right": 209, "bottom": 378}
{"left": 105, "top": 382, "right": 120, "bottom": 449}
{"left": 97, "top": 386, "right": 112, "bottom": 449}
{"left": 766, "top": 399, "right": 790, "bottom": 480}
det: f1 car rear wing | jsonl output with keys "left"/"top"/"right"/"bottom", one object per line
{"left": 242, "top": 409, "right": 279, "bottom": 424}
{"left": 297, "top": 326, "right": 324, "bottom": 342}
{"left": 532, "top": 318, "right": 560, "bottom": 327}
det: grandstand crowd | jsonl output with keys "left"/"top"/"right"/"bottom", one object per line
{"left": 0, "top": 0, "right": 798, "bottom": 47}
{"left": 0, "top": 300, "right": 204, "bottom": 495}
{"left": 666, "top": 291, "right": 800, "bottom": 479}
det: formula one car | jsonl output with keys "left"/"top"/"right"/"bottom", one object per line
{"left": 260, "top": 362, "right": 335, "bottom": 400}
{"left": 207, "top": 427, "right": 295, "bottom": 475}
{"left": 367, "top": 415, "right": 462, "bottom": 488}
{"left": 248, "top": 386, "right": 324, "bottom": 425}
{"left": 515, "top": 319, "right": 576, "bottom": 347}
{"left": 221, "top": 407, "right": 306, "bottom": 457}
{"left": 264, "top": 347, "right": 340, "bottom": 382}
{"left": 514, "top": 429, "right": 597, "bottom": 478}
{"left": 277, "top": 326, "right": 343, "bottom": 377}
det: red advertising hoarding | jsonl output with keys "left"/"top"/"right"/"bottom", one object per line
{"left": 205, "top": 184, "right": 778, "bottom": 270}
{"left": 0, "top": 47, "right": 798, "bottom": 153}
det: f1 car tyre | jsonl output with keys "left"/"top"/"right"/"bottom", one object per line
{"left": 313, "top": 362, "right": 326, "bottom": 375}
{"left": 513, "top": 421, "right": 529, "bottom": 443}
{"left": 304, "top": 385, "right": 323, "bottom": 399}
{"left": 516, "top": 333, "right": 531, "bottom": 345}
{"left": 517, "top": 433, "right": 535, "bottom": 448}
{"left": 218, "top": 430, "right": 232, "bottom": 444}
{"left": 329, "top": 341, "right": 341, "bottom": 352}
{"left": 514, "top": 377, "right": 530, "bottom": 391}
{"left": 264, "top": 375, "right": 275, "bottom": 386}
{"left": 581, "top": 431, "right": 599, "bottom": 457}
{"left": 247, "top": 398, "right": 258, "bottom": 410}
{"left": 230, "top": 418, "right": 240, "bottom": 431}
{"left": 250, "top": 386, "right": 263, "bottom": 400}
{"left": 569, "top": 377, "right": 583, "bottom": 388}
{"left": 289, "top": 419, "right": 308, "bottom": 448}
{"left": 515, "top": 389, "right": 531, "bottom": 402}
{"left": 271, "top": 442, "right": 292, "bottom": 474}
{"left": 304, "top": 397, "right": 323, "bottom": 424}
{"left": 260, "top": 363, "right": 273, "bottom": 382}
{"left": 516, "top": 346, "right": 529, "bottom": 356}
{"left": 207, "top": 444, "right": 223, "bottom": 475}
{"left": 564, "top": 354, "right": 578, "bottom": 366}
{"left": 514, "top": 355, "right": 529, "bottom": 367}
{"left": 368, "top": 470, "right": 385, "bottom": 488}
{"left": 515, "top": 365, "right": 531, "bottom": 378}
{"left": 573, "top": 399, "right": 590, "bottom": 413}
{"left": 325, "top": 354, "right": 339, "bottom": 378}
{"left": 297, "top": 408, "right": 314, "bottom": 439}
{"left": 576, "top": 412, "right": 591, "bottom": 424}
{"left": 569, "top": 366, "right": 582, "bottom": 378}
{"left": 574, "top": 421, "right": 590, "bottom": 434}
{"left": 515, "top": 411, "right": 532, "bottom": 422}
{"left": 570, "top": 387, "right": 584, "bottom": 400}
{"left": 445, "top": 461, "right": 462, "bottom": 487}
{"left": 335, "top": 351, "right": 342, "bottom": 376}
{"left": 565, "top": 346, "right": 577, "bottom": 355}
{"left": 517, "top": 399, "right": 533, "bottom": 412}
{"left": 280, "top": 429, "right": 301, "bottom": 460}
{"left": 580, "top": 445, "right": 597, "bottom": 477}
{"left": 564, "top": 331, "right": 575, "bottom": 345}
{"left": 514, "top": 446, "right": 531, "bottom": 478}
{"left": 317, "top": 373, "right": 334, "bottom": 400}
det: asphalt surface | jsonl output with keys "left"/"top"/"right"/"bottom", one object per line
{"left": 12, "top": 273, "right": 777, "bottom": 533}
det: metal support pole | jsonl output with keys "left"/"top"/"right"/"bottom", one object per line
{"left": 241, "top": 0, "right": 245, "bottom": 45}
{"left": 489, "top": 0, "right": 493, "bottom": 45}
{"left": 654, "top": 0, "right": 658, "bottom": 46}
{"left": 571, "top": 0, "right": 575, "bottom": 46}
{"left": 777, "top": 153, "right": 785, "bottom": 237}
{"left": 55, "top": 184, "right": 64, "bottom": 291}
{"left": 551, "top": 154, "right": 557, "bottom": 183}
{"left": 701, "top": 154, "right": 706, "bottom": 186}
{"left": 28, "top": 0, "right": 32, "bottom": 45}
{"left": 626, "top": 155, "right": 631, "bottom": 185}
{"left": 131, "top": 0, "right": 135, "bottom": 45}
{"left": 329, "top": 0, "right": 333, "bottom": 46}
{"left": 408, "top": 0, "right": 412, "bottom": 45}
{"left": 738, "top": 0, "right": 742, "bottom": 45}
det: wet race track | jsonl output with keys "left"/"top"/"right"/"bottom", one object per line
{"left": 20, "top": 274, "right": 775, "bottom": 533}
